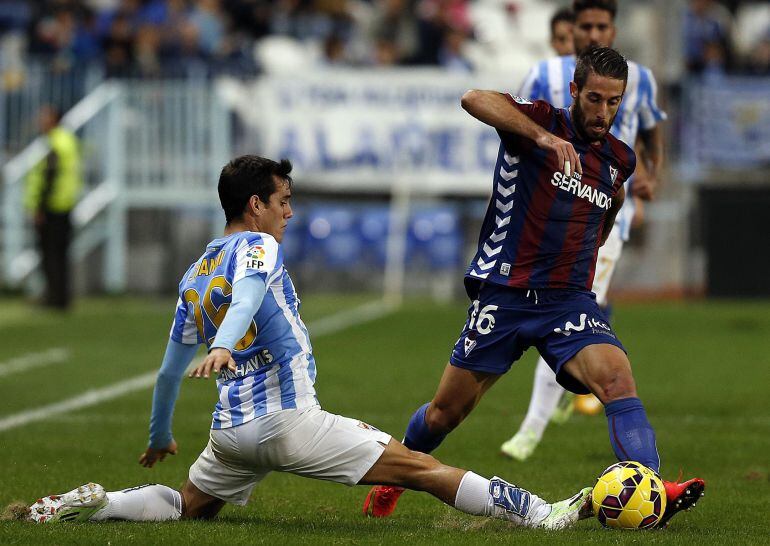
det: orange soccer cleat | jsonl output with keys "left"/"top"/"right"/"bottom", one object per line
{"left": 658, "top": 477, "right": 706, "bottom": 528}
{"left": 362, "top": 485, "right": 406, "bottom": 518}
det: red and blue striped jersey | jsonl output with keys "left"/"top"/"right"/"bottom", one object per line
{"left": 465, "top": 95, "right": 636, "bottom": 295}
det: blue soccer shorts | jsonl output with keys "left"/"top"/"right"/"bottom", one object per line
{"left": 449, "top": 282, "right": 626, "bottom": 394}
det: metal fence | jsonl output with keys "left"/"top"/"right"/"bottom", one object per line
{"left": 1, "top": 78, "right": 231, "bottom": 294}
{"left": 0, "top": 61, "right": 104, "bottom": 156}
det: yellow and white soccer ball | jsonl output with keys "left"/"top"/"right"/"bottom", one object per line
{"left": 592, "top": 461, "right": 666, "bottom": 529}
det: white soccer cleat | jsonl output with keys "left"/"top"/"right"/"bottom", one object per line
{"left": 28, "top": 483, "right": 107, "bottom": 523}
{"left": 500, "top": 429, "right": 540, "bottom": 461}
{"left": 536, "top": 487, "right": 593, "bottom": 530}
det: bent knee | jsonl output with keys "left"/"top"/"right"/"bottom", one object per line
{"left": 598, "top": 366, "right": 637, "bottom": 402}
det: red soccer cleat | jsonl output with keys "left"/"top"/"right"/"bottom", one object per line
{"left": 362, "top": 485, "right": 406, "bottom": 518}
{"left": 658, "top": 477, "right": 706, "bottom": 528}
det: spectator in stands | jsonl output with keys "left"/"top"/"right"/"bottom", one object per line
{"left": 746, "top": 26, "right": 770, "bottom": 75}
{"left": 24, "top": 105, "right": 82, "bottom": 310}
{"left": 683, "top": 0, "right": 732, "bottom": 74}
{"left": 134, "top": 23, "right": 162, "bottom": 76}
{"left": 437, "top": 25, "right": 472, "bottom": 72}
{"left": 271, "top": 0, "right": 333, "bottom": 42}
{"left": 101, "top": 10, "right": 134, "bottom": 76}
{"left": 372, "top": 36, "right": 400, "bottom": 66}
{"left": 701, "top": 38, "right": 728, "bottom": 80}
{"left": 414, "top": 0, "right": 469, "bottom": 65}
{"left": 189, "top": 0, "right": 225, "bottom": 56}
{"left": 321, "top": 32, "right": 348, "bottom": 65}
{"left": 364, "top": 0, "right": 418, "bottom": 64}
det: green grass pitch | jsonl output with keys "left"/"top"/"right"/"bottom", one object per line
{"left": 0, "top": 295, "right": 768, "bottom": 544}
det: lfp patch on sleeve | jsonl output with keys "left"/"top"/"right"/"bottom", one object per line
{"left": 233, "top": 234, "right": 283, "bottom": 284}
{"left": 245, "top": 244, "right": 268, "bottom": 271}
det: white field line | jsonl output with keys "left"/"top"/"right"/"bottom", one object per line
{"left": 0, "top": 300, "right": 394, "bottom": 433}
{"left": 0, "top": 348, "right": 70, "bottom": 379}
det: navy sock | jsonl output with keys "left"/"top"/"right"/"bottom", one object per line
{"left": 403, "top": 402, "right": 447, "bottom": 454}
{"left": 605, "top": 397, "right": 660, "bottom": 473}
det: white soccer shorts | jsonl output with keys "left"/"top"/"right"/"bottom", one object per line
{"left": 592, "top": 225, "right": 624, "bottom": 306}
{"left": 188, "top": 405, "right": 391, "bottom": 505}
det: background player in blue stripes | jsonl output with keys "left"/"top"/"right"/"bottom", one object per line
{"left": 501, "top": 0, "right": 668, "bottom": 462}
{"left": 549, "top": 7, "right": 576, "bottom": 57}
{"left": 20, "top": 155, "right": 592, "bottom": 530}
{"left": 364, "top": 46, "right": 704, "bottom": 526}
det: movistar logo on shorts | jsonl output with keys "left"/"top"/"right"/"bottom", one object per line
{"left": 550, "top": 171, "right": 611, "bottom": 210}
{"left": 554, "top": 313, "right": 614, "bottom": 337}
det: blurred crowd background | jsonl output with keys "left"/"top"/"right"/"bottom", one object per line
{"left": 0, "top": 0, "right": 767, "bottom": 78}
{"left": 0, "top": 0, "right": 769, "bottom": 304}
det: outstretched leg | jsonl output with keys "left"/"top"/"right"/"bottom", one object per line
{"left": 361, "top": 438, "right": 591, "bottom": 530}
{"left": 28, "top": 480, "right": 223, "bottom": 523}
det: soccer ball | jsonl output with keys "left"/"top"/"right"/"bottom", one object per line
{"left": 592, "top": 461, "right": 666, "bottom": 529}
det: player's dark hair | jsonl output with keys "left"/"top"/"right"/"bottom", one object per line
{"left": 572, "top": 0, "right": 617, "bottom": 19}
{"left": 574, "top": 46, "right": 628, "bottom": 91}
{"left": 550, "top": 8, "right": 575, "bottom": 35}
{"left": 218, "top": 155, "right": 293, "bottom": 224}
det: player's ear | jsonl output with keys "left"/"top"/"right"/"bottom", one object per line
{"left": 569, "top": 81, "right": 578, "bottom": 100}
{"left": 248, "top": 195, "right": 262, "bottom": 216}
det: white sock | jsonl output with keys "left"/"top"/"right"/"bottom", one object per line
{"left": 519, "top": 357, "right": 565, "bottom": 438}
{"left": 453, "top": 472, "right": 550, "bottom": 526}
{"left": 90, "top": 484, "right": 182, "bottom": 521}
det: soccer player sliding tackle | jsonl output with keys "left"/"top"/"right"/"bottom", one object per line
{"left": 364, "top": 47, "right": 704, "bottom": 528}
{"left": 16, "top": 156, "right": 591, "bottom": 530}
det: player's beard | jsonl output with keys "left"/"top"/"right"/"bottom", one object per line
{"left": 572, "top": 99, "right": 614, "bottom": 143}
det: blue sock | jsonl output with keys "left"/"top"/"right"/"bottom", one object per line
{"left": 605, "top": 397, "right": 660, "bottom": 473}
{"left": 403, "top": 402, "right": 447, "bottom": 453}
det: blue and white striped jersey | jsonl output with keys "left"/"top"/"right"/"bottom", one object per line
{"left": 170, "top": 231, "right": 318, "bottom": 429}
{"left": 517, "top": 55, "right": 666, "bottom": 241}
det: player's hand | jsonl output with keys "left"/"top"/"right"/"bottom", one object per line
{"left": 632, "top": 173, "right": 658, "bottom": 201}
{"left": 139, "top": 440, "right": 178, "bottom": 468}
{"left": 189, "top": 347, "right": 236, "bottom": 379}
{"left": 534, "top": 132, "right": 582, "bottom": 177}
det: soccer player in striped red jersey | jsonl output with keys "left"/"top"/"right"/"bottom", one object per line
{"left": 364, "top": 46, "right": 704, "bottom": 527}
{"left": 503, "top": 0, "right": 667, "bottom": 465}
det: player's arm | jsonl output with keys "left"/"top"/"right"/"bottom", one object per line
{"left": 601, "top": 185, "right": 625, "bottom": 246}
{"left": 633, "top": 125, "right": 664, "bottom": 201}
{"left": 633, "top": 67, "right": 666, "bottom": 201}
{"left": 140, "top": 338, "right": 200, "bottom": 468}
{"left": 189, "top": 274, "right": 267, "bottom": 379}
{"left": 461, "top": 90, "right": 581, "bottom": 176}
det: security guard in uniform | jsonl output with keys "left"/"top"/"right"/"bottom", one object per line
{"left": 24, "top": 105, "right": 82, "bottom": 309}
